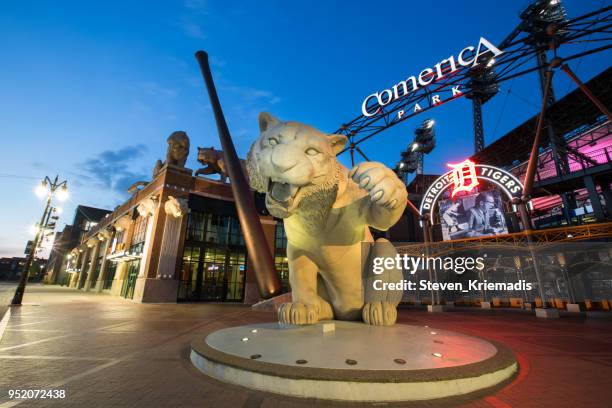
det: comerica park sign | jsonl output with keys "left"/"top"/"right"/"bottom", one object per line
{"left": 419, "top": 160, "right": 524, "bottom": 216}
{"left": 361, "top": 37, "right": 503, "bottom": 118}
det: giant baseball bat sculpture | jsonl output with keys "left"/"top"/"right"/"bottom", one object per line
{"left": 195, "top": 50, "right": 281, "bottom": 298}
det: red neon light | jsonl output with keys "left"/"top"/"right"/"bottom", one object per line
{"left": 447, "top": 159, "right": 480, "bottom": 197}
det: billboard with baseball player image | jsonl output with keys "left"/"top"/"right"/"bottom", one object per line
{"left": 438, "top": 190, "right": 508, "bottom": 241}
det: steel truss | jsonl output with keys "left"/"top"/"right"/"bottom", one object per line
{"left": 396, "top": 221, "right": 612, "bottom": 258}
{"left": 335, "top": 4, "right": 612, "bottom": 160}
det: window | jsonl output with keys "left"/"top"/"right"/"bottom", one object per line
{"left": 180, "top": 246, "right": 201, "bottom": 297}
{"left": 90, "top": 255, "right": 103, "bottom": 284}
{"left": 204, "top": 214, "right": 243, "bottom": 245}
{"left": 129, "top": 216, "right": 148, "bottom": 255}
{"left": 186, "top": 212, "right": 206, "bottom": 241}
{"left": 110, "top": 229, "right": 126, "bottom": 254}
{"left": 225, "top": 249, "right": 246, "bottom": 301}
{"left": 205, "top": 214, "right": 228, "bottom": 244}
{"left": 132, "top": 216, "right": 148, "bottom": 245}
{"left": 187, "top": 212, "right": 245, "bottom": 246}
{"left": 115, "top": 229, "right": 125, "bottom": 244}
{"left": 83, "top": 221, "right": 98, "bottom": 231}
{"left": 103, "top": 262, "right": 117, "bottom": 290}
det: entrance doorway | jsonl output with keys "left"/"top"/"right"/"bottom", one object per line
{"left": 121, "top": 260, "right": 140, "bottom": 299}
{"left": 179, "top": 245, "right": 246, "bottom": 302}
{"left": 178, "top": 211, "right": 247, "bottom": 302}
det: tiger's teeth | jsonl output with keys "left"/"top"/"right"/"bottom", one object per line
{"left": 270, "top": 182, "right": 292, "bottom": 203}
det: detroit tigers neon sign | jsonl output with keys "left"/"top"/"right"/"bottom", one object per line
{"left": 419, "top": 162, "right": 524, "bottom": 217}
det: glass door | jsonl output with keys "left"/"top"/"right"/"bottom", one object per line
{"left": 201, "top": 247, "right": 227, "bottom": 301}
{"left": 121, "top": 260, "right": 140, "bottom": 299}
{"left": 103, "top": 262, "right": 117, "bottom": 290}
{"left": 179, "top": 246, "right": 201, "bottom": 301}
{"left": 178, "top": 211, "right": 248, "bottom": 302}
{"left": 225, "top": 249, "right": 246, "bottom": 301}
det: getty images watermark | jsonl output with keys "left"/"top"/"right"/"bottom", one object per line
{"left": 371, "top": 254, "right": 533, "bottom": 292}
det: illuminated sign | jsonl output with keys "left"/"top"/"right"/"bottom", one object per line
{"left": 447, "top": 159, "right": 479, "bottom": 197}
{"left": 419, "top": 162, "right": 524, "bottom": 216}
{"left": 361, "top": 37, "right": 503, "bottom": 118}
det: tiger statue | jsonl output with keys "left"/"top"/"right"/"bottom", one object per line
{"left": 195, "top": 147, "right": 229, "bottom": 182}
{"left": 246, "top": 112, "right": 407, "bottom": 326}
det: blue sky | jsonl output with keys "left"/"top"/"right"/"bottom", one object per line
{"left": 1, "top": 0, "right": 610, "bottom": 257}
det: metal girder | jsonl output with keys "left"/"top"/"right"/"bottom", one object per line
{"left": 336, "top": 5, "right": 612, "bottom": 155}
{"left": 396, "top": 222, "right": 612, "bottom": 255}
{"left": 472, "top": 69, "right": 612, "bottom": 168}
{"left": 471, "top": 97, "right": 485, "bottom": 153}
{"left": 563, "top": 144, "right": 599, "bottom": 167}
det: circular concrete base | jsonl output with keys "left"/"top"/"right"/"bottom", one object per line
{"left": 190, "top": 321, "right": 517, "bottom": 402}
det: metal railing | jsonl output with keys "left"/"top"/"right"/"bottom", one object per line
{"left": 398, "top": 221, "right": 612, "bottom": 256}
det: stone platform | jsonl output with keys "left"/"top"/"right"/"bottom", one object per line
{"left": 190, "top": 321, "right": 517, "bottom": 402}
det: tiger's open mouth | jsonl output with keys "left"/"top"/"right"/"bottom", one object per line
{"left": 268, "top": 181, "right": 299, "bottom": 203}
{"left": 266, "top": 181, "right": 301, "bottom": 217}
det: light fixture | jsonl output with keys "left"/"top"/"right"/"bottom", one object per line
{"left": 56, "top": 184, "right": 69, "bottom": 201}
{"left": 411, "top": 142, "right": 420, "bottom": 152}
{"left": 432, "top": 352, "right": 442, "bottom": 358}
{"left": 29, "top": 224, "right": 40, "bottom": 235}
{"left": 35, "top": 181, "right": 48, "bottom": 198}
{"left": 487, "top": 58, "right": 496, "bottom": 68}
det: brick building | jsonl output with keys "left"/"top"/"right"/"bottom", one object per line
{"left": 61, "top": 162, "right": 287, "bottom": 304}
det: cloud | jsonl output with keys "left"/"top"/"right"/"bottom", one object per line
{"left": 248, "top": 89, "right": 281, "bottom": 104}
{"left": 210, "top": 56, "right": 227, "bottom": 68}
{"left": 179, "top": 18, "right": 206, "bottom": 39}
{"left": 139, "top": 82, "right": 177, "bottom": 98}
{"left": 220, "top": 83, "right": 282, "bottom": 106}
{"left": 76, "top": 144, "right": 150, "bottom": 195}
{"left": 184, "top": 0, "right": 208, "bottom": 14}
{"left": 178, "top": 0, "right": 208, "bottom": 40}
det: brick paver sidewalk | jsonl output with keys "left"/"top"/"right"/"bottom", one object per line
{"left": 0, "top": 285, "right": 611, "bottom": 407}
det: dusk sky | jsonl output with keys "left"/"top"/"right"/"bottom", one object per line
{"left": 1, "top": 0, "right": 610, "bottom": 257}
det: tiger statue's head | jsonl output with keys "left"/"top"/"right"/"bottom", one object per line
{"left": 246, "top": 112, "right": 347, "bottom": 219}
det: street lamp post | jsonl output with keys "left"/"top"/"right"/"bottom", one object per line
{"left": 12, "top": 175, "right": 68, "bottom": 305}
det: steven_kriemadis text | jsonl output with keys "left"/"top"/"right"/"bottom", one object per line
{"left": 372, "top": 279, "right": 533, "bottom": 292}
{"left": 370, "top": 254, "right": 533, "bottom": 292}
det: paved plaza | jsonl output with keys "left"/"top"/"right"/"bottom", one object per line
{"left": 0, "top": 285, "right": 611, "bottom": 407}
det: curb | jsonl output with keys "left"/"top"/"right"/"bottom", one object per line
{"left": 0, "top": 307, "right": 12, "bottom": 344}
